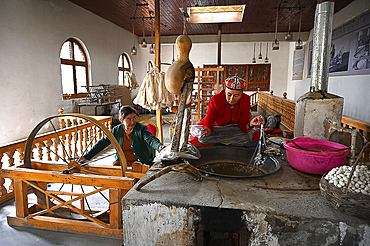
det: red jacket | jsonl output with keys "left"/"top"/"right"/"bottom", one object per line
{"left": 199, "top": 89, "right": 251, "bottom": 132}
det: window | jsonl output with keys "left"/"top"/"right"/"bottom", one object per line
{"left": 118, "top": 53, "right": 131, "bottom": 86}
{"left": 60, "top": 38, "right": 89, "bottom": 100}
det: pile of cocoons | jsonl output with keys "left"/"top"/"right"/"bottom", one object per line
{"left": 324, "top": 165, "right": 370, "bottom": 195}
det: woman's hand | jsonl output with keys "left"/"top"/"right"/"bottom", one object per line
{"left": 201, "top": 128, "right": 212, "bottom": 137}
{"left": 159, "top": 145, "right": 166, "bottom": 152}
{"left": 249, "top": 115, "right": 265, "bottom": 129}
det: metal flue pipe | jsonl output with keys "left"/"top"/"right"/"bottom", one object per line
{"left": 310, "top": 0, "right": 335, "bottom": 92}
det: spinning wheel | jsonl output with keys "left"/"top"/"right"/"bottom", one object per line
{"left": 24, "top": 113, "right": 127, "bottom": 175}
{"left": 1, "top": 114, "right": 144, "bottom": 237}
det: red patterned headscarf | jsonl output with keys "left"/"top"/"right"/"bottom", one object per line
{"left": 225, "top": 76, "right": 245, "bottom": 90}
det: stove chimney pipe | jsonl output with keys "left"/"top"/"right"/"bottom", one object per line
{"left": 310, "top": 0, "right": 335, "bottom": 92}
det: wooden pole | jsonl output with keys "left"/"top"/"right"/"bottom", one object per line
{"left": 217, "top": 24, "right": 222, "bottom": 66}
{"left": 155, "top": 0, "right": 163, "bottom": 143}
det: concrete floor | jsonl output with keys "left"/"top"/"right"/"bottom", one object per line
{"left": 0, "top": 198, "right": 124, "bottom": 246}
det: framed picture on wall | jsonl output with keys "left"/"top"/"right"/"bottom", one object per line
{"left": 307, "top": 10, "right": 370, "bottom": 77}
{"left": 292, "top": 46, "right": 305, "bottom": 80}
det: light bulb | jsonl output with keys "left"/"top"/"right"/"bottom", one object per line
{"left": 285, "top": 31, "right": 293, "bottom": 41}
{"left": 131, "top": 45, "right": 137, "bottom": 55}
{"left": 140, "top": 38, "right": 147, "bottom": 48}
{"left": 149, "top": 44, "right": 155, "bottom": 54}
{"left": 272, "top": 39, "right": 279, "bottom": 50}
{"left": 295, "top": 39, "right": 303, "bottom": 49}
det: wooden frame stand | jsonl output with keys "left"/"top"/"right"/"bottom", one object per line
{"left": 1, "top": 166, "right": 143, "bottom": 238}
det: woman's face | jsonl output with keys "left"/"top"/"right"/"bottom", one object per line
{"left": 225, "top": 88, "right": 243, "bottom": 105}
{"left": 121, "top": 112, "right": 137, "bottom": 131}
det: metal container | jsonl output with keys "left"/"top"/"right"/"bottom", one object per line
{"left": 187, "top": 145, "right": 280, "bottom": 178}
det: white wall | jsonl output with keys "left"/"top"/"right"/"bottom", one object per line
{"left": 293, "top": 0, "right": 370, "bottom": 122}
{"left": 0, "top": 0, "right": 143, "bottom": 145}
{"left": 160, "top": 40, "right": 291, "bottom": 98}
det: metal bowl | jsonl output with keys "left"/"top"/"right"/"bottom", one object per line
{"left": 187, "top": 145, "right": 280, "bottom": 178}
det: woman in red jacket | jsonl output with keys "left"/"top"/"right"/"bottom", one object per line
{"left": 190, "top": 76, "right": 264, "bottom": 147}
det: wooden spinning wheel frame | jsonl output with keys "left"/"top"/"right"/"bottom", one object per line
{"left": 1, "top": 114, "right": 146, "bottom": 238}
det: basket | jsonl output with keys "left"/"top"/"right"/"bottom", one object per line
{"left": 319, "top": 175, "right": 370, "bottom": 220}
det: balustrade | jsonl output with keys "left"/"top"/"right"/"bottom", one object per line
{"left": 257, "top": 90, "right": 296, "bottom": 131}
{"left": 0, "top": 109, "right": 112, "bottom": 203}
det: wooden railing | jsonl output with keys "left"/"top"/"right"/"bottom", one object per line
{"left": 257, "top": 90, "right": 296, "bottom": 131}
{"left": 341, "top": 115, "right": 370, "bottom": 162}
{"left": 250, "top": 91, "right": 258, "bottom": 107}
{"left": 0, "top": 109, "right": 113, "bottom": 203}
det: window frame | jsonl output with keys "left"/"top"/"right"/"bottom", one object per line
{"left": 118, "top": 53, "right": 131, "bottom": 86}
{"left": 60, "top": 38, "right": 89, "bottom": 100}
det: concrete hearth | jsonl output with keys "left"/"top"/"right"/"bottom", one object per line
{"left": 122, "top": 145, "right": 370, "bottom": 245}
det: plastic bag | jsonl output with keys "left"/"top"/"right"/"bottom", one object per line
{"left": 153, "top": 143, "right": 201, "bottom": 163}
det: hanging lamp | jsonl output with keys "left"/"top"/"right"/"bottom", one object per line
{"left": 295, "top": 7, "right": 303, "bottom": 49}
{"left": 272, "top": 8, "right": 279, "bottom": 50}
{"left": 131, "top": 22, "right": 137, "bottom": 55}
{"left": 258, "top": 43, "right": 263, "bottom": 59}
{"left": 140, "top": 18, "right": 147, "bottom": 48}
{"left": 285, "top": 8, "right": 293, "bottom": 40}
{"left": 252, "top": 43, "right": 256, "bottom": 63}
{"left": 149, "top": 17, "right": 155, "bottom": 54}
{"left": 265, "top": 42, "right": 269, "bottom": 63}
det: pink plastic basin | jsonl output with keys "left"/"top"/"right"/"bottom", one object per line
{"left": 283, "top": 137, "right": 350, "bottom": 174}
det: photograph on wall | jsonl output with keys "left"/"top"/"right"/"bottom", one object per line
{"left": 329, "top": 34, "right": 350, "bottom": 73}
{"left": 352, "top": 26, "right": 370, "bottom": 71}
{"left": 292, "top": 46, "right": 305, "bottom": 80}
{"left": 307, "top": 10, "right": 370, "bottom": 77}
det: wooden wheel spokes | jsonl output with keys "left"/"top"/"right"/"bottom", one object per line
{"left": 20, "top": 113, "right": 129, "bottom": 221}
{"left": 25, "top": 113, "right": 127, "bottom": 175}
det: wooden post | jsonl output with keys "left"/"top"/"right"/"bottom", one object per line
{"left": 155, "top": 0, "right": 163, "bottom": 143}
{"left": 217, "top": 24, "right": 222, "bottom": 66}
{"left": 109, "top": 188, "right": 123, "bottom": 229}
{"left": 14, "top": 179, "right": 28, "bottom": 218}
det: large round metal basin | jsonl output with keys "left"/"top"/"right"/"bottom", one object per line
{"left": 187, "top": 145, "right": 280, "bottom": 178}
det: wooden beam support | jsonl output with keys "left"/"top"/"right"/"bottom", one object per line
{"left": 155, "top": 0, "right": 160, "bottom": 72}
{"left": 7, "top": 213, "right": 123, "bottom": 238}
{"left": 155, "top": 0, "right": 164, "bottom": 143}
{"left": 13, "top": 179, "right": 28, "bottom": 218}
{"left": 1, "top": 168, "right": 134, "bottom": 189}
{"left": 217, "top": 24, "right": 222, "bottom": 66}
{"left": 109, "top": 188, "right": 123, "bottom": 229}
{"left": 31, "top": 161, "right": 146, "bottom": 179}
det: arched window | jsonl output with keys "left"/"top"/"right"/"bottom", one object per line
{"left": 60, "top": 38, "right": 89, "bottom": 100}
{"left": 118, "top": 53, "right": 131, "bottom": 86}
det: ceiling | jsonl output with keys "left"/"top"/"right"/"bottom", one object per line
{"left": 68, "top": 0, "right": 354, "bottom": 37}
